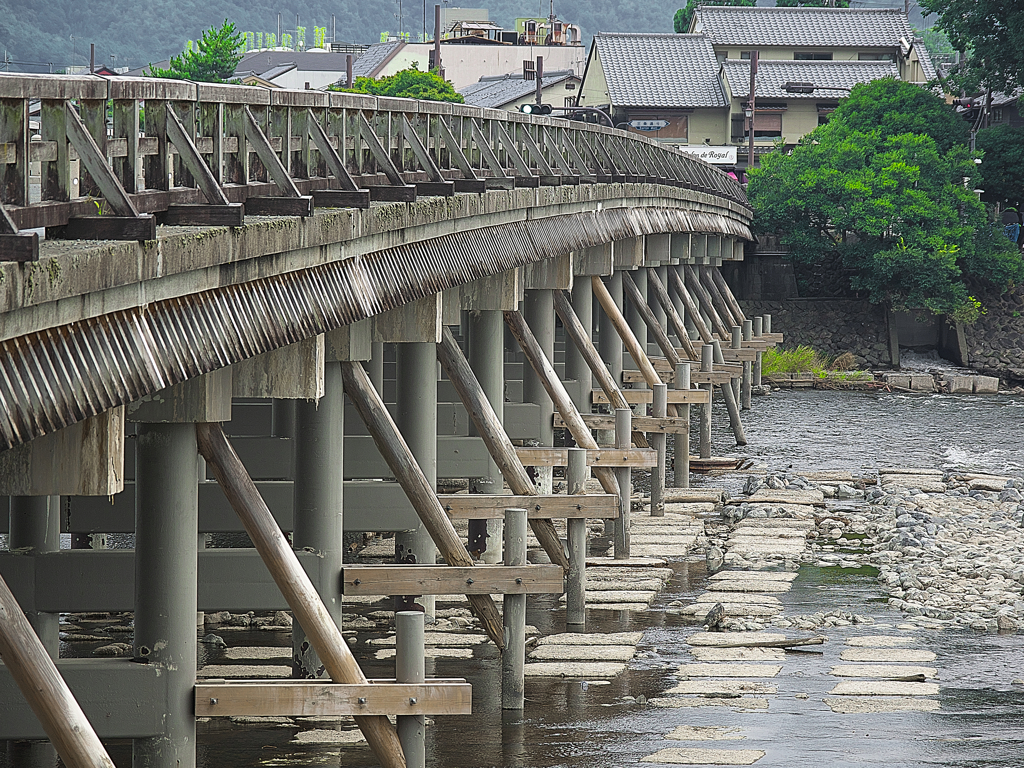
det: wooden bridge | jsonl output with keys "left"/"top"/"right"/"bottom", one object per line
{"left": 0, "top": 73, "right": 774, "bottom": 768}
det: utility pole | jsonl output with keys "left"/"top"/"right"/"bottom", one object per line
{"left": 434, "top": 4, "right": 442, "bottom": 76}
{"left": 548, "top": 0, "right": 556, "bottom": 44}
{"left": 536, "top": 55, "right": 543, "bottom": 105}
{"left": 89, "top": 43, "right": 94, "bottom": 74}
{"left": 747, "top": 50, "right": 758, "bottom": 176}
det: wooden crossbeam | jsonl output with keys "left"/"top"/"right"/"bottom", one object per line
{"left": 762, "top": 332, "right": 783, "bottom": 344}
{"left": 242, "top": 106, "right": 302, "bottom": 198}
{"left": 196, "top": 679, "right": 472, "bottom": 718}
{"left": 437, "top": 493, "right": 619, "bottom": 519}
{"left": 341, "top": 564, "right": 564, "bottom": 596}
{"left": 516, "top": 447, "right": 658, "bottom": 468}
{"left": 623, "top": 369, "right": 735, "bottom": 385}
{"left": 591, "top": 389, "right": 709, "bottom": 405}
{"left": 553, "top": 413, "right": 690, "bottom": 436}
{"left": 718, "top": 348, "right": 758, "bottom": 362}
{"left": 433, "top": 117, "right": 480, "bottom": 181}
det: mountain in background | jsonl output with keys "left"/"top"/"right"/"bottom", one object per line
{"left": 0, "top": 0, "right": 931, "bottom": 75}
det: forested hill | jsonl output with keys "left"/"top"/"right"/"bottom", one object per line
{"left": 1, "top": 0, "right": 683, "bottom": 74}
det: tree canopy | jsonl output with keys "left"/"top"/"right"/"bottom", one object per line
{"left": 919, "top": 0, "right": 1024, "bottom": 93}
{"left": 147, "top": 20, "right": 243, "bottom": 82}
{"left": 748, "top": 118, "right": 1022, "bottom": 318}
{"left": 332, "top": 65, "right": 464, "bottom": 103}
{"left": 976, "top": 124, "right": 1024, "bottom": 212}
{"left": 828, "top": 77, "right": 969, "bottom": 153}
{"left": 673, "top": 0, "right": 754, "bottom": 34}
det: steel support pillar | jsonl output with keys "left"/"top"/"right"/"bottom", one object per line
{"left": 468, "top": 309, "right": 504, "bottom": 564}
{"left": 523, "top": 290, "right": 554, "bottom": 493}
{"left": 292, "top": 361, "right": 344, "bottom": 679}
{"left": 134, "top": 424, "right": 198, "bottom": 768}
{"left": 598, "top": 271, "right": 624, "bottom": 446}
{"left": 369, "top": 341, "right": 385, "bottom": 394}
{"left": 395, "top": 342, "right": 438, "bottom": 619}
{"left": 271, "top": 399, "right": 296, "bottom": 438}
{"left": 565, "top": 279, "right": 594, "bottom": 411}
{"left": 653, "top": 266, "right": 669, "bottom": 339}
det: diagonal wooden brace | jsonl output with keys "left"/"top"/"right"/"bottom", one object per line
{"left": 165, "top": 107, "right": 231, "bottom": 206}
{"left": 243, "top": 106, "right": 302, "bottom": 198}
{"left": 434, "top": 117, "right": 480, "bottom": 181}
{"left": 64, "top": 102, "right": 139, "bottom": 218}
{"left": 401, "top": 116, "right": 445, "bottom": 183}
{"left": 356, "top": 112, "right": 407, "bottom": 187}
{"left": 470, "top": 120, "right": 513, "bottom": 183}
{"left": 306, "top": 109, "right": 360, "bottom": 192}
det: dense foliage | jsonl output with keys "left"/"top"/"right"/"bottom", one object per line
{"left": 976, "top": 124, "right": 1024, "bottom": 212}
{"left": 919, "top": 0, "right": 1024, "bottom": 93}
{"left": 0, "top": 0, "right": 683, "bottom": 74}
{"left": 748, "top": 116, "right": 1023, "bottom": 318}
{"left": 147, "top": 20, "right": 242, "bottom": 82}
{"left": 673, "top": 0, "right": 754, "bottom": 34}
{"left": 332, "top": 66, "right": 463, "bottom": 103}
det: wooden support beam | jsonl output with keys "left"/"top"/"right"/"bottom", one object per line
{"left": 711, "top": 266, "right": 747, "bottom": 325}
{"left": 357, "top": 112, "right": 406, "bottom": 187}
{"left": 434, "top": 116, "right": 480, "bottom": 182}
{"left": 516, "top": 447, "right": 658, "bottom": 468}
{"left": 622, "top": 270, "right": 681, "bottom": 367}
{"left": 342, "top": 564, "right": 564, "bottom": 596}
{"left": 194, "top": 423, "right": 407, "bottom": 768}
{"left": 369, "top": 185, "right": 418, "bottom": 202}
{"left": 340, "top": 361, "right": 505, "bottom": 650}
{"left": 453, "top": 179, "right": 486, "bottom": 193}
{"left": 668, "top": 267, "right": 714, "bottom": 344}
{"left": 162, "top": 204, "right": 243, "bottom": 227}
{"left": 164, "top": 107, "right": 231, "bottom": 206}
{"left": 553, "top": 413, "right": 690, "bottom": 436}
{"left": 470, "top": 120, "right": 512, "bottom": 184}
{"left": 196, "top": 679, "right": 471, "bottom": 718}
{"left": 62, "top": 215, "right": 155, "bottom": 241}
{"left": 0, "top": 232, "right": 38, "bottom": 262}
{"left": 243, "top": 106, "right": 303, "bottom": 198}
{"left": 415, "top": 181, "right": 455, "bottom": 197}
{"left": 684, "top": 264, "right": 730, "bottom": 339}
{"left": 244, "top": 196, "right": 313, "bottom": 217}
{"left": 700, "top": 265, "right": 740, "bottom": 329}
{"left": 503, "top": 309, "right": 620, "bottom": 499}
{"left": 306, "top": 108, "right": 360, "bottom": 191}
{"left": 0, "top": 572, "right": 118, "bottom": 768}
{"left": 592, "top": 389, "right": 709, "bottom": 405}
{"left": 436, "top": 326, "right": 569, "bottom": 572}
{"left": 551, "top": 289, "right": 649, "bottom": 449}
{"left": 647, "top": 267, "right": 698, "bottom": 360}
{"left": 312, "top": 189, "right": 371, "bottom": 209}
{"left": 63, "top": 102, "right": 139, "bottom": 218}
{"left": 437, "top": 493, "right": 619, "bottom": 519}
{"left": 719, "top": 348, "right": 758, "bottom": 362}
{"left": 623, "top": 369, "right": 735, "bottom": 385}
{"left": 494, "top": 122, "right": 534, "bottom": 179}
{"left": 401, "top": 116, "right": 445, "bottom": 183}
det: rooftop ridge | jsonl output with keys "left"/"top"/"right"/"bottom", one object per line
{"left": 697, "top": 5, "right": 906, "bottom": 11}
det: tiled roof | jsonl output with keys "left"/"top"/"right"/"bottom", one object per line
{"left": 459, "top": 71, "right": 576, "bottom": 109}
{"left": 694, "top": 6, "right": 917, "bottom": 49}
{"left": 350, "top": 41, "right": 406, "bottom": 78}
{"left": 592, "top": 33, "right": 727, "bottom": 109}
{"left": 723, "top": 59, "right": 899, "bottom": 100}
{"left": 236, "top": 50, "right": 366, "bottom": 75}
{"left": 914, "top": 39, "right": 937, "bottom": 82}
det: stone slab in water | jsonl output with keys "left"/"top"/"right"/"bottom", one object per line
{"left": 679, "top": 603, "right": 782, "bottom": 617}
{"left": 641, "top": 748, "right": 766, "bottom": 765}
{"left": 584, "top": 578, "right": 666, "bottom": 592}
{"left": 690, "top": 647, "right": 785, "bottom": 662}
{"left": 846, "top": 635, "right": 919, "bottom": 647}
{"left": 631, "top": 534, "right": 700, "bottom": 545}
{"left": 828, "top": 681, "right": 939, "bottom": 696}
{"left": 824, "top": 696, "right": 941, "bottom": 714}
{"left": 529, "top": 644, "right": 635, "bottom": 662}
{"left": 586, "top": 556, "right": 667, "bottom": 567}
{"left": 729, "top": 489, "right": 824, "bottom": 506}
{"left": 369, "top": 632, "right": 488, "bottom": 647}
{"left": 734, "top": 519, "right": 815, "bottom": 530}
{"left": 650, "top": 696, "right": 769, "bottom": 710}
{"left": 524, "top": 661, "right": 626, "bottom": 678}
{"left": 573, "top": 602, "right": 651, "bottom": 612}
{"left": 709, "top": 571, "right": 798, "bottom": 582}
{"left": 840, "top": 648, "right": 937, "bottom": 663}
{"left": 222, "top": 647, "right": 291, "bottom": 661}
{"left": 664, "top": 502, "right": 717, "bottom": 515}
{"left": 726, "top": 543, "right": 805, "bottom": 557}
{"left": 375, "top": 647, "right": 487, "bottom": 660}
{"left": 664, "top": 488, "right": 725, "bottom": 503}
{"left": 697, "top": 592, "right": 783, "bottom": 606}
{"left": 666, "top": 725, "right": 744, "bottom": 741}
{"left": 199, "top": 664, "right": 291, "bottom": 678}
{"left": 878, "top": 468, "right": 944, "bottom": 476}
{"left": 631, "top": 543, "right": 696, "bottom": 557}
{"left": 537, "top": 631, "right": 644, "bottom": 646}
{"left": 663, "top": 679, "right": 774, "bottom": 696}
{"left": 710, "top": 580, "right": 793, "bottom": 593}
{"left": 830, "top": 664, "right": 937, "bottom": 679}
{"left": 879, "top": 475, "right": 946, "bottom": 492}
{"left": 290, "top": 728, "right": 365, "bottom": 745}
{"left": 675, "top": 664, "right": 782, "bottom": 680}
{"left": 687, "top": 632, "right": 788, "bottom": 647}
{"left": 574, "top": 590, "right": 657, "bottom": 604}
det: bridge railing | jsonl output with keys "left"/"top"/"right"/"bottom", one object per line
{"left": 0, "top": 73, "right": 748, "bottom": 261}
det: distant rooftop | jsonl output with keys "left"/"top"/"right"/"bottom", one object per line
{"left": 459, "top": 70, "right": 577, "bottom": 108}
{"left": 723, "top": 59, "right": 899, "bottom": 100}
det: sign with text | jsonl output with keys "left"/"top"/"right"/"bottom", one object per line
{"left": 628, "top": 119, "right": 669, "bottom": 131}
{"left": 677, "top": 145, "right": 738, "bottom": 165}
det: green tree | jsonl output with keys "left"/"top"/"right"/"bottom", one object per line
{"left": 919, "top": 0, "right": 1024, "bottom": 93}
{"left": 829, "top": 77, "right": 969, "bottom": 153}
{"left": 147, "top": 20, "right": 243, "bottom": 82}
{"left": 748, "top": 120, "right": 1023, "bottom": 316}
{"left": 673, "top": 0, "right": 755, "bottom": 34}
{"left": 332, "top": 65, "right": 464, "bottom": 103}
{"left": 775, "top": 0, "right": 850, "bottom": 7}
{"left": 976, "top": 123, "right": 1024, "bottom": 212}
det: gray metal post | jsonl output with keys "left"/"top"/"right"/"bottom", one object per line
{"left": 625, "top": 267, "right": 649, "bottom": 370}
{"left": 7, "top": 495, "right": 60, "bottom": 768}
{"left": 671, "top": 265, "right": 696, "bottom": 342}
{"left": 651, "top": 384, "right": 667, "bottom": 517}
{"left": 764, "top": 314, "right": 772, "bottom": 335}
{"left": 271, "top": 398, "right": 296, "bottom": 438}
{"left": 742, "top": 319, "right": 753, "bottom": 410}
{"left": 395, "top": 342, "right": 438, "bottom": 620}
{"left": 613, "top": 408, "right": 631, "bottom": 559}
{"left": 501, "top": 507, "right": 527, "bottom": 709}
{"left": 699, "top": 345, "right": 713, "bottom": 459}
{"left": 369, "top": 341, "right": 385, "bottom": 393}
{"left": 565, "top": 447, "right": 588, "bottom": 626}
{"left": 565, "top": 279, "right": 594, "bottom": 410}
{"left": 731, "top": 326, "right": 742, "bottom": 402}
{"left": 468, "top": 309, "right": 504, "bottom": 564}
{"left": 396, "top": 610, "right": 426, "bottom": 768}
{"left": 134, "top": 423, "right": 198, "bottom": 768}
{"left": 292, "top": 361, "right": 344, "bottom": 679}
{"left": 753, "top": 316, "right": 763, "bottom": 386}
{"left": 523, "top": 289, "right": 554, "bottom": 493}
{"left": 653, "top": 265, "right": 669, "bottom": 336}
{"left": 598, "top": 272, "right": 624, "bottom": 446}
{"left": 674, "top": 363, "right": 691, "bottom": 488}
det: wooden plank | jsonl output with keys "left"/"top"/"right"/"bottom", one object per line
{"left": 437, "top": 493, "right": 619, "bottom": 519}
{"left": 516, "top": 447, "right": 658, "bottom": 468}
{"left": 341, "top": 564, "right": 564, "bottom": 596}
{"left": 368, "top": 185, "right": 417, "bottom": 202}
{"left": 762, "top": 332, "right": 783, "bottom": 343}
{"left": 62, "top": 215, "right": 156, "bottom": 242}
{"left": 623, "top": 369, "right": 734, "bottom": 385}
{"left": 245, "top": 196, "right": 313, "bottom": 217}
{"left": 453, "top": 179, "right": 486, "bottom": 193}
{"left": 0, "top": 232, "right": 38, "bottom": 262}
{"left": 196, "top": 680, "right": 472, "bottom": 718}
{"left": 415, "top": 181, "right": 456, "bottom": 197}
{"left": 592, "top": 389, "right": 709, "bottom": 405}
{"left": 312, "top": 189, "right": 371, "bottom": 209}
{"left": 553, "top": 413, "right": 689, "bottom": 436}
{"left": 719, "top": 348, "right": 758, "bottom": 362}
{"left": 162, "top": 204, "right": 243, "bottom": 227}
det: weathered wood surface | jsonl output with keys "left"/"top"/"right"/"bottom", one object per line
{"left": 435, "top": 327, "right": 569, "bottom": 572}
{"left": 194, "top": 423, "right": 407, "bottom": 768}
{"left": 196, "top": 680, "right": 472, "bottom": 717}
{"left": 668, "top": 267, "right": 714, "bottom": 344}
{"left": 647, "top": 267, "right": 698, "bottom": 360}
{"left": 623, "top": 369, "right": 734, "bottom": 385}
{"left": 711, "top": 265, "right": 747, "bottom": 326}
{"left": 553, "top": 412, "right": 690, "bottom": 435}
{"left": 621, "top": 270, "right": 680, "bottom": 367}
{"left": 515, "top": 447, "right": 659, "bottom": 468}
{"left": 592, "top": 389, "right": 709, "bottom": 405}
{"left": 341, "top": 565, "right": 564, "bottom": 596}
{"left": 719, "top": 348, "right": 759, "bottom": 362}
{"left": 437, "top": 493, "right": 619, "bottom": 519}
{"left": 340, "top": 362, "right": 505, "bottom": 650}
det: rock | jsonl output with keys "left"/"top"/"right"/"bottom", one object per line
{"left": 706, "top": 546, "right": 725, "bottom": 574}
{"left": 93, "top": 643, "right": 132, "bottom": 657}
{"left": 201, "top": 633, "right": 228, "bottom": 648}
{"left": 704, "top": 603, "right": 726, "bottom": 630}
{"left": 996, "top": 614, "right": 1018, "bottom": 631}
{"left": 974, "top": 376, "right": 1000, "bottom": 394}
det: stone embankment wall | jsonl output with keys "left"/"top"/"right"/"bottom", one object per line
{"left": 740, "top": 299, "right": 893, "bottom": 369}
{"left": 964, "top": 286, "right": 1024, "bottom": 381}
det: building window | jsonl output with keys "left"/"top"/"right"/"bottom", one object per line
{"left": 858, "top": 52, "right": 895, "bottom": 61}
{"left": 735, "top": 113, "right": 783, "bottom": 140}
{"left": 740, "top": 51, "right": 751, "bottom": 60}
{"left": 731, "top": 116, "right": 745, "bottom": 141}
{"left": 794, "top": 52, "right": 832, "bottom": 60}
